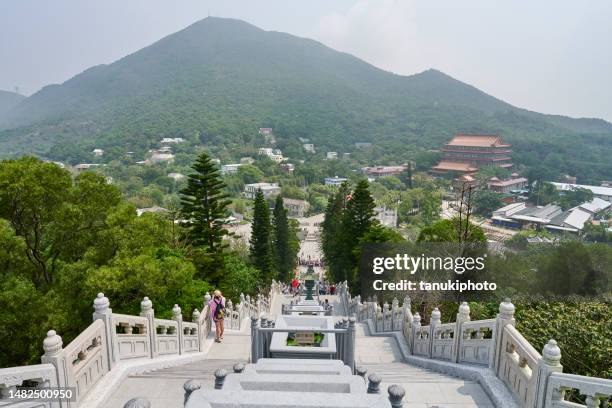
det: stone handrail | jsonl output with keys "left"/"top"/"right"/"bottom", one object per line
{"left": 337, "top": 283, "right": 612, "bottom": 408}
{"left": 544, "top": 372, "right": 612, "bottom": 408}
{"left": 0, "top": 364, "right": 58, "bottom": 407}
{"left": 1, "top": 282, "right": 281, "bottom": 407}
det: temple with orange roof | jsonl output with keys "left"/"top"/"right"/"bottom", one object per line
{"left": 431, "top": 133, "right": 512, "bottom": 174}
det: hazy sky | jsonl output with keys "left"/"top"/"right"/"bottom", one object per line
{"left": 1, "top": 0, "right": 611, "bottom": 121}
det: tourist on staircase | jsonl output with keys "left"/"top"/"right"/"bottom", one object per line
{"left": 209, "top": 290, "right": 226, "bottom": 343}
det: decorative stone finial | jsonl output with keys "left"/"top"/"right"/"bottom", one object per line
{"left": 214, "top": 368, "right": 228, "bottom": 389}
{"left": 124, "top": 398, "right": 151, "bottom": 408}
{"left": 239, "top": 293, "right": 245, "bottom": 303}
{"left": 233, "top": 362, "right": 245, "bottom": 373}
{"left": 458, "top": 301, "right": 470, "bottom": 315}
{"left": 430, "top": 308, "right": 441, "bottom": 324}
{"left": 542, "top": 339, "right": 562, "bottom": 366}
{"left": 172, "top": 304, "right": 182, "bottom": 318}
{"left": 388, "top": 384, "right": 406, "bottom": 407}
{"left": 356, "top": 366, "right": 368, "bottom": 379}
{"left": 499, "top": 298, "right": 515, "bottom": 319}
{"left": 413, "top": 312, "right": 421, "bottom": 324}
{"left": 204, "top": 292, "right": 211, "bottom": 302}
{"left": 183, "top": 380, "right": 201, "bottom": 405}
{"left": 93, "top": 292, "right": 110, "bottom": 313}
{"left": 140, "top": 296, "right": 153, "bottom": 314}
{"left": 43, "top": 330, "right": 63, "bottom": 356}
{"left": 367, "top": 373, "right": 382, "bottom": 394}
{"left": 192, "top": 308, "right": 200, "bottom": 323}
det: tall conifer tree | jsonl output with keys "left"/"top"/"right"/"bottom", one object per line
{"left": 250, "top": 189, "right": 273, "bottom": 282}
{"left": 180, "top": 152, "right": 231, "bottom": 282}
{"left": 272, "top": 195, "right": 295, "bottom": 282}
{"left": 321, "top": 182, "right": 351, "bottom": 282}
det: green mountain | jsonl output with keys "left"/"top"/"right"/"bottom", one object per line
{"left": 0, "top": 90, "right": 26, "bottom": 119}
{"left": 0, "top": 17, "right": 610, "bottom": 181}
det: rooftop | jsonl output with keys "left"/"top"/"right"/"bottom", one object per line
{"left": 551, "top": 182, "right": 612, "bottom": 198}
{"left": 432, "top": 161, "right": 478, "bottom": 172}
{"left": 447, "top": 133, "right": 510, "bottom": 147}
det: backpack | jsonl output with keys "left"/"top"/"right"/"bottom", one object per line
{"left": 214, "top": 299, "right": 225, "bottom": 320}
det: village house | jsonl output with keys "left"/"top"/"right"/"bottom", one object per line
{"left": 326, "top": 152, "right": 338, "bottom": 160}
{"left": 324, "top": 176, "right": 348, "bottom": 186}
{"left": 487, "top": 176, "right": 528, "bottom": 194}
{"left": 160, "top": 137, "right": 185, "bottom": 144}
{"left": 244, "top": 182, "right": 281, "bottom": 199}
{"left": 362, "top": 165, "right": 406, "bottom": 179}
{"left": 92, "top": 148, "right": 104, "bottom": 157}
{"left": 221, "top": 163, "right": 242, "bottom": 175}
{"left": 303, "top": 144, "right": 315, "bottom": 153}
{"left": 280, "top": 163, "right": 295, "bottom": 173}
{"left": 282, "top": 198, "right": 310, "bottom": 217}
{"left": 551, "top": 182, "right": 612, "bottom": 202}
{"left": 167, "top": 172, "right": 185, "bottom": 181}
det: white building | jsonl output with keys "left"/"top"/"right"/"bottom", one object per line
{"left": 244, "top": 182, "right": 281, "bottom": 199}
{"left": 221, "top": 163, "right": 242, "bottom": 175}
{"left": 375, "top": 206, "right": 398, "bottom": 228}
{"left": 551, "top": 182, "right": 612, "bottom": 202}
{"left": 168, "top": 172, "right": 186, "bottom": 181}
{"left": 160, "top": 137, "right": 185, "bottom": 144}
{"left": 326, "top": 152, "right": 338, "bottom": 160}
{"left": 258, "top": 148, "right": 274, "bottom": 156}
{"left": 150, "top": 152, "right": 175, "bottom": 163}
{"left": 92, "top": 148, "right": 104, "bottom": 156}
{"left": 136, "top": 206, "right": 169, "bottom": 217}
{"left": 303, "top": 144, "right": 315, "bottom": 153}
{"left": 240, "top": 157, "right": 255, "bottom": 165}
{"left": 325, "top": 176, "right": 348, "bottom": 186}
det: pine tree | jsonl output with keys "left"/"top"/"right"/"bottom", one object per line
{"left": 180, "top": 152, "right": 231, "bottom": 254}
{"left": 250, "top": 189, "right": 273, "bottom": 282}
{"left": 321, "top": 182, "right": 351, "bottom": 282}
{"left": 272, "top": 195, "right": 295, "bottom": 283}
{"left": 340, "top": 180, "right": 376, "bottom": 288}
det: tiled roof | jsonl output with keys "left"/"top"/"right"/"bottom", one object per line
{"left": 447, "top": 134, "right": 509, "bottom": 147}
{"left": 432, "top": 161, "right": 478, "bottom": 172}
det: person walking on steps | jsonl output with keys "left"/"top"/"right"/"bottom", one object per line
{"left": 209, "top": 290, "right": 226, "bottom": 343}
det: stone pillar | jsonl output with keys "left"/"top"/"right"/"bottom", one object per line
{"left": 383, "top": 302, "right": 390, "bottom": 332}
{"left": 183, "top": 380, "right": 201, "bottom": 405}
{"left": 429, "top": 308, "right": 441, "bottom": 358}
{"left": 388, "top": 384, "right": 406, "bottom": 408}
{"left": 367, "top": 373, "right": 382, "bottom": 394}
{"left": 454, "top": 302, "right": 470, "bottom": 363}
{"left": 346, "top": 316, "right": 356, "bottom": 373}
{"left": 535, "top": 339, "right": 563, "bottom": 408}
{"left": 250, "top": 316, "right": 260, "bottom": 363}
{"left": 140, "top": 296, "right": 157, "bottom": 358}
{"left": 356, "top": 366, "right": 367, "bottom": 382}
{"left": 493, "top": 298, "right": 515, "bottom": 371}
{"left": 41, "top": 330, "right": 70, "bottom": 396}
{"left": 410, "top": 312, "right": 421, "bottom": 354}
{"left": 93, "top": 292, "right": 116, "bottom": 369}
{"left": 192, "top": 309, "right": 201, "bottom": 351}
{"left": 173, "top": 304, "right": 183, "bottom": 355}
{"left": 214, "top": 368, "right": 227, "bottom": 389}
{"left": 391, "top": 298, "right": 399, "bottom": 331}
{"left": 233, "top": 362, "right": 245, "bottom": 373}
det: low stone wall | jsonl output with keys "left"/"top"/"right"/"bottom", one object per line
{"left": 0, "top": 280, "right": 282, "bottom": 407}
{"left": 338, "top": 281, "right": 612, "bottom": 408}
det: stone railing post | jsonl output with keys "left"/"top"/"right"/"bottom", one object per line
{"left": 192, "top": 309, "right": 201, "bottom": 351}
{"left": 41, "top": 330, "right": 69, "bottom": 392}
{"left": 410, "top": 312, "right": 421, "bottom": 353}
{"left": 376, "top": 304, "right": 382, "bottom": 332}
{"left": 493, "top": 298, "right": 515, "bottom": 371}
{"left": 454, "top": 301, "right": 470, "bottom": 363}
{"left": 429, "top": 308, "right": 441, "bottom": 358}
{"left": 388, "top": 384, "right": 406, "bottom": 408}
{"left": 140, "top": 296, "right": 157, "bottom": 358}
{"left": 345, "top": 316, "right": 356, "bottom": 373}
{"left": 250, "top": 316, "right": 260, "bottom": 363}
{"left": 367, "top": 373, "right": 382, "bottom": 394}
{"left": 383, "top": 302, "right": 390, "bottom": 331}
{"left": 93, "top": 292, "right": 116, "bottom": 369}
{"left": 183, "top": 380, "right": 201, "bottom": 406}
{"left": 391, "top": 298, "right": 399, "bottom": 331}
{"left": 535, "top": 339, "right": 563, "bottom": 408}
{"left": 172, "top": 304, "right": 183, "bottom": 355}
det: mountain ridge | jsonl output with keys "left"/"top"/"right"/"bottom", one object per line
{"left": 0, "top": 17, "right": 610, "bottom": 181}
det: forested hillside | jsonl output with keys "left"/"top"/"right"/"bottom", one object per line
{"left": 0, "top": 90, "right": 25, "bottom": 119}
{"left": 0, "top": 17, "right": 610, "bottom": 182}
